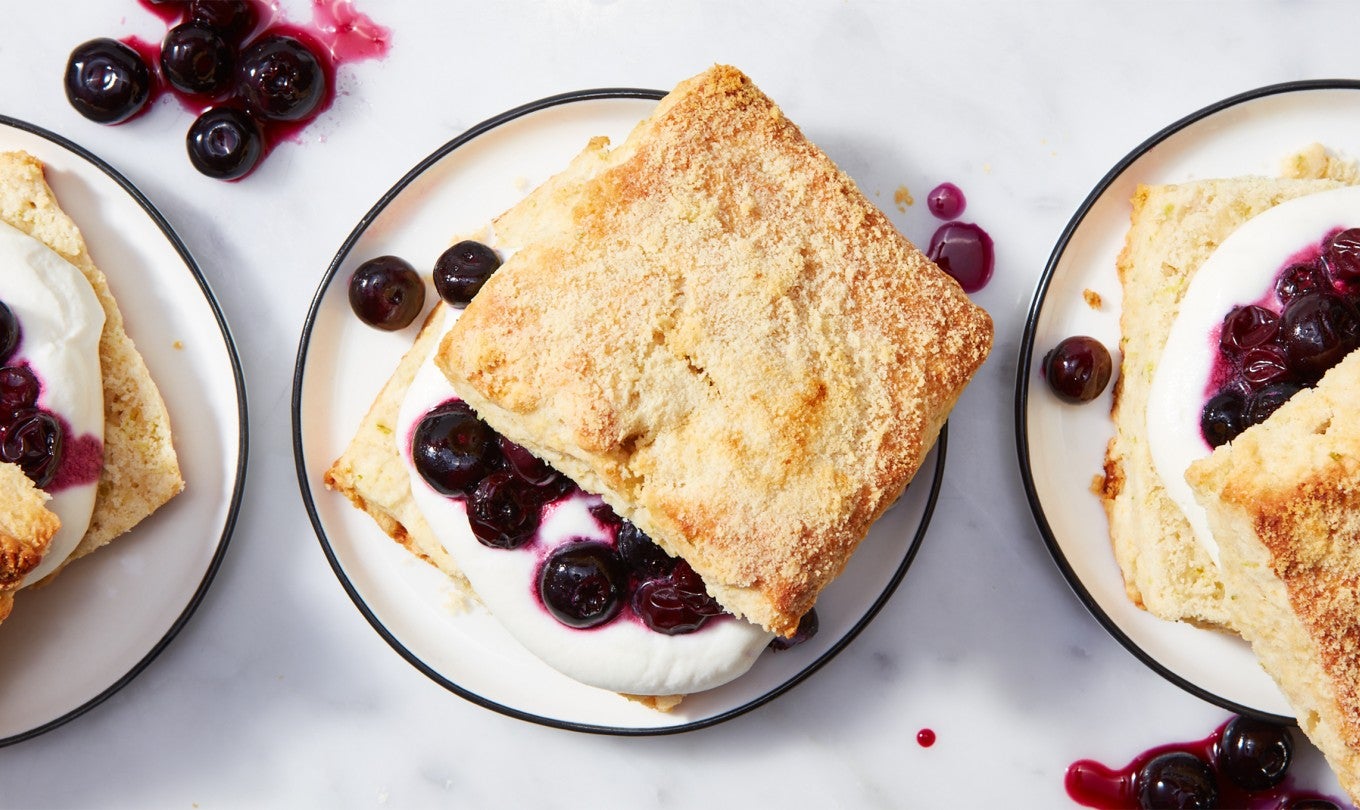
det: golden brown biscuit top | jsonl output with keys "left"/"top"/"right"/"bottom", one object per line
{"left": 437, "top": 65, "right": 992, "bottom": 635}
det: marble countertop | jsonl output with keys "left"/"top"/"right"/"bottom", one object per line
{"left": 1, "top": 1, "right": 1356, "bottom": 806}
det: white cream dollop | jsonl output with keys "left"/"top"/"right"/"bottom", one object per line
{"left": 398, "top": 306, "right": 773, "bottom": 696}
{"left": 1147, "top": 185, "right": 1360, "bottom": 563}
{"left": 0, "top": 220, "right": 105, "bottom": 586}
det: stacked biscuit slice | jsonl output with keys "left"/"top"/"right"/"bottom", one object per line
{"left": 1101, "top": 145, "right": 1360, "bottom": 801}
{"left": 0, "top": 151, "right": 182, "bottom": 624}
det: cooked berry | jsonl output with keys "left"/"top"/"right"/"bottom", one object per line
{"left": 589, "top": 501, "right": 622, "bottom": 528}
{"left": 237, "top": 35, "right": 326, "bottom": 122}
{"left": 1199, "top": 390, "right": 1246, "bottom": 448}
{"left": 1245, "top": 382, "right": 1302, "bottom": 428}
{"left": 433, "top": 240, "right": 502, "bottom": 306}
{"left": 1218, "top": 305, "right": 1279, "bottom": 357}
{"left": 467, "top": 470, "right": 541, "bottom": 549}
{"left": 0, "top": 302, "right": 19, "bottom": 365}
{"left": 497, "top": 436, "right": 559, "bottom": 487}
{"left": 538, "top": 541, "right": 625, "bottom": 628}
{"left": 347, "top": 255, "right": 425, "bottom": 330}
{"left": 1135, "top": 752, "right": 1218, "bottom": 810}
{"left": 1239, "top": 343, "right": 1290, "bottom": 388}
{"left": 1277, "top": 262, "right": 1326, "bottom": 304}
{"left": 186, "top": 107, "right": 263, "bottom": 180}
{"left": 0, "top": 409, "right": 64, "bottom": 488}
{"left": 411, "top": 400, "right": 498, "bottom": 497}
{"left": 64, "top": 38, "right": 152, "bottom": 124}
{"left": 1279, "top": 292, "right": 1360, "bottom": 382}
{"left": 1043, "top": 336, "right": 1113, "bottom": 403}
{"left": 1323, "top": 228, "right": 1360, "bottom": 292}
{"left": 189, "top": 0, "right": 259, "bottom": 43}
{"left": 161, "top": 22, "right": 234, "bottom": 96}
{"left": 0, "top": 366, "right": 41, "bottom": 414}
{"left": 1285, "top": 800, "right": 1342, "bottom": 810}
{"left": 616, "top": 522, "right": 674, "bottom": 580}
{"left": 1217, "top": 715, "right": 1292, "bottom": 791}
{"left": 769, "top": 608, "right": 819, "bottom": 651}
{"left": 632, "top": 559, "right": 723, "bottom": 635}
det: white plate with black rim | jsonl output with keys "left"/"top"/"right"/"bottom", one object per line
{"left": 292, "top": 89, "right": 944, "bottom": 734}
{"left": 1017, "top": 79, "right": 1360, "bottom": 721}
{"left": 0, "top": 116, "right": 247, "bottom": 745}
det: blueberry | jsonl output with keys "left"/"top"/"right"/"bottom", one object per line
{"left": 616, "top": 522, "right": 674, "bottom": 580}
{"left": 0, "top": 302, "right": 19, "bottom": 365}
{"left": 161, "top": 22, "right": 235, "bottom": 96}
{"left": 0, "top": 409, "right": 64, "bottom": 488}
{"left": 467, "top": 470, "right": 542, "bottom": 549}
{"left": 1245, "top": 382, "right": 1303, "bottom": 429}
{"left": 769, "top": 608, "right": 819, "bottom": 651}
{"left": 1217, "top": 715, "right": 1292, "bottom": 791}
{"left": 0, "top": 366, "right": 41, "bottom": 415}
{"left": 1280, "top": 292, "right": 1360, "bottom": 383}
{"left": 538, "top": 541, "right": 625, "bottom": 629}
{"left": 1200, "top": 390, "right": 1247, "bottom": 448}
{"left": 188, "top": 0, "right": 259, "bottom": 43}
{"left": 65, "top": 38, "right": 152, "bottom": 124}
{"left": 433, "top": 240, "right": 502, "bottom": 306}
{"left": 347, "top": 255, "right": 425, "bottom": 330}
{"left": 631, "top": 559, "right": 723, "bottom": 635}
{"left": 237, "top": 35, "right": 326, "bottom": 122}
{"left": 1135, "top": 752, "right": 1218, "bottom": 810}
{"left": 411, "top": 401, "right": 498, "bottom": 498}
{"left": 1043, "top": 336, "right": 1113, "bottom": 403}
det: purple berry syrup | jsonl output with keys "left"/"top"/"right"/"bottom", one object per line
{"left": 928, "top": 222, "right": 993, "bottom": 293}
{"left": 926, "top": 182, "right": 965, "bottom": 220}
{"left": 916, "top": 728, "right": 936, "bottom": 748}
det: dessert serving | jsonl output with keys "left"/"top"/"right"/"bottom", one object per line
{"left": 0, "top": 150, "right": 182, "bottom": 625}
{"left": 326, "top": 65, "right": 992, "bottom": 704}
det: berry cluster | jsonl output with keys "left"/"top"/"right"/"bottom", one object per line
{"left": 0, "top": 303, "right": 64, "bottom": 488}
{"left": 1201, "top": 228, "right": 1360, "bottom": 447}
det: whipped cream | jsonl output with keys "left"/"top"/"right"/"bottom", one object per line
{"left": 1147, "top": 185, "right": 1360, "bottom": 563}
{"left": 398, "top": 306, "right": 773, "bottom": 696}
{"left": 0, "top": 221, "right": 106, "bottom": 586}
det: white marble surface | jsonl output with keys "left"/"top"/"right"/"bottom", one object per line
{"left": 0, "top": 1, "right": 1356, "bottom": 806}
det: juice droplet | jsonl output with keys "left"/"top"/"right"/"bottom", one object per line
{"left": 927, "top": 222, "right": 993, "bottom": 293}
{"left": 916, "top": 728, "right": 936, "bottom": 748}
{"left": 927, "top": 182, "right": 965, "bottom": 220}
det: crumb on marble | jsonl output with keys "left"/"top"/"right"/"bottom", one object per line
{"left": 893, "top": 185, "right": 913, "bottom": 212}
{"left": 983, "top": 163, "right": 993, "bottom": 174}
{"left": 1082, "top": 289, "right": 1103, "bottom": 310}
{"left": 513, "top": 176, "right": 530, "bottom": 192}
{"left": 1089, "top": 473, "right": 1106, "bottom": 496}
{"left": 172, "top": 340, "right": 183, "bottom": 350}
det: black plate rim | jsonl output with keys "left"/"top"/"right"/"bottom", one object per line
{"left": 291, "top": 87, "right": 946, "bottom": 735}
{"left": 1015, "top": 78, "right": 1360, "bottom": 723}
{"left": 0, "top": 113, "right": 250, "bottom": 747}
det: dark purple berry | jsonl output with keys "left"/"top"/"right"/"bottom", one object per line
{"left": 0, "top": 366, "right": 41, "bottom": 415}
{"left": 1218, "top": 305, "right": 1279, "bottom": 357}
{"left": 632, "top": 559, "right": 723, "bottom": 635}
{"left": 187, "top": 107, "right": 263, "bottom": 180}
{"left": 1285, "top": 800, "right": 1342, "bottom": 810}
{"left": 1277, "top": 262, "right": 1326, "bottom": 305}
{"left": 1246, "top": 382, "right": 1303, "bottom": 429}
{"left": 0, "top": 409, "right": 63, "bottom": 488}
{"left": 411, "top": 400, "right": 498, "bottom": 497}
{"left": 1280, "top": 292, "right": 1360, "bottom": 383}
{"left": 467, "top": 470, "right": 541, "bottom": 549}
{"left": 1323, "top": 228, "right": 1360, "bottom": 292}
{"left": 1200, "top": 390, "right": 1247, "bottom": 449}
{"left": 237, "top": 35, "right": 326, "bottom": 122}
{"left": 616, "top": 522, "right": 674, "bottom": 580}
{"left": 1135, "top": 752, "right": 1218, "bottom": 810}
{"left": 497, "top": 436, "right": 559, "bottom": 487}
{"left": 1217, "top": 715, "right": 1292, "bottom": 791}
{"left": 347, "top": 255, "right": 425, "bottom": 330}
{"left": 589, "top": 501, "right": 622, "bottom": 528}
{"left": 1043, "top": 336, "right": 1113, "bottom": 403}
{"left": 0, "top": 302, "right": 19, "bottom": 365}
{"left": 65, "top": 38, "right": 152, "bottom": 124}
{"left": 188, "top": 0, "right": 259, "bottom": 43}
{"left": 1239, "top": 343, "right": 1291, "bottom": 388}
{"left": 769, "top": 608, "right": 819, "bottom": 651}
{"left": 161, "top": 22, "right": 234, "bottom": 96}
{"left": 433, "top": 241, "right": 502, "bottom": 306}
{"left": 538, "top": 541, "right": 625, "bottom": 628}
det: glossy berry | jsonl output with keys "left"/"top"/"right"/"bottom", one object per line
{"left": 467, "top": 470, "right": 541, "bottom": 549}
{"left": 1279, "top": 292, "right": 1360, "bottom": 383}
{"left": 1245, "top": 382, "right": 1302, "bottom": 428}
{"left": 0, "top": 302, "right": 19, "bottom": 365}
{"left": 1199, "top": 390, "right": 1246, "bottom": 448}
{"left": 65, "top": 38, "right": 152, "bottom": 124}
{"left": 1043, "top": 336, "right": 1113, "bottom": 403}
{"left": 1135, "top": 752, "right": 1218, "bottom": 810}
{"left": 411, "top": 400, "right": 498, "bottom": 497}
{"left": 538, "top": 541, "right": 625, "bottom": 629}
{"left": 1217, "top": 715, "right": 1292, "bottom": 791}
{"left": 497, "top": 436, "right": 559, "bottom": 487}
{"left": 348, "top": 255, "right": 425, "bottom": 330}
{"left": 1277, "top": 262, "right": 1326, "bottom": 304}
{"left": 616, "top": 522, "right": 674, "bottom": 580}
{"left": 0, "top": 409, "right": 64, "bottom": 488}
{"left": 1323, "top": 228, "right": 1360, "bottom": 292}
{"left": 161, "top": 22, "right": 235, "bottom": 96}
{"left": 769, "top": 607, "right": 819, "bottom": 651}
{"left": 1218, "top": 305, "right": 1279, "bottom": 357}
{"left": 1285, "top": 800, "right": 1342, "bottom": 810}
{"left": 1239, "top": 343, "right": 1290, "bottom": 387}
{"left": 632, "top": 559, "right": 723, "bottom": 635}
{"left": 237, "top": 35, "right": 326, "bottom": 122}
{"left": 187, "top": 107, "right": 263, "bottom": 180}
{"left": 433, "top": 241, "right": 502, "bottom": 306}
{"left": 188, "top": 0, "right": 259, "bottom": 43}
{"left": 0, "top": 366, "right": 41, "bottom": 414}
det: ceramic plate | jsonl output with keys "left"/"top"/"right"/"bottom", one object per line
{"left": 293, "top": 89, "right": 944, "bottom": 734}
{"left": 1018, "top": 80, "right": 1360, "bottom": 720}
{"left": 0, "top": 117, "right": 247, "bottom": 744}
